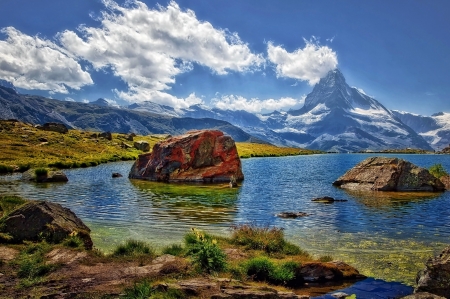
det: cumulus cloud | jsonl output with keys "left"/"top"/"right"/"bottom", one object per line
{"left": 267, "top": 39, "right": 338, "bottom": 85}
{"left": 0, "top": 27, "right": 93, "bottom": 93}
{"left": 212, "top": 94, "right": 305, "bottom": 114}
{"left": 59, "top": 0, "right": 263, "bottom": 107}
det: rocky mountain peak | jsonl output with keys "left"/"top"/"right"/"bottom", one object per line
{"left": 0, "top": 79, "right": 17, "bottom": 94}
{"left": 90, "top": 98, "right": 109, "bottom": 106}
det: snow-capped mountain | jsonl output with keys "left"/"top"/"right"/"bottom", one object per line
{"left": 276, "top": 69, "right": 432, "bottom": 151}
{"left": 393, "top": 111, "right": 450, "bottom": 151}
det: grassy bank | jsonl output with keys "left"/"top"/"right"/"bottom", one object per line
{"left": 0, "top": 120, "right": 320, "bottom": 173}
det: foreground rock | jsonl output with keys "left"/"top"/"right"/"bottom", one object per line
{"left": 21, "top": 168, "right": 68, "bottom": 183}
{"left": 1, "top": 201, "right": 92, "bottom": 249}
{"left": 298, "top": 261, "right": 365, "bottom": 283}
{"left": 415, "top": 246, "right": 450, "bottom": 297}
{"left": 129, "top": 130, "right": 244, "bottom": 183}
{"left": 333, "top": 157, "right": 445, "bottom": 191}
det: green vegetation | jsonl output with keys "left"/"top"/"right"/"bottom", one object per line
{"left": 429, "top": 163, "right": 448, "bottom": 179}
{"left": 318, "top": 255, "right": 334, "bottom": 262}
{"left": 230, "top": 224, "right": 309, "bottom": 256}
{"left": 0, "top": 195, "right": 27, "bottom": 218}
{"left": 124, "top": 280, "right": 184, "bottom": 299}
{"left": 112, "top": 239, "right": 155, "bottom": 258}
{"left": 162, "top": 244, "right": 185, "bottom": 256}
{"left": 236, "top": 142, "right": 322, "bottom": 159}
{"left": 243, "top": 257, "right": 300, "bottom": 284}
{"left": 0, "top": 120, "right": 163, "bottom": 170}
{"left": 34, "top": 167, "right": 48, "bottom": 177}
{"left": 185, "top": 228, "right": 226, "bottom": 273}
{"left": 62, "top": 232, "right": 85, "bottom": 249}
{"left": 14, "top": 242, "right": 54, "bottom": 287}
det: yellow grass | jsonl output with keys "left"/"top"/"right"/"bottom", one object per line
{"left": 236, "top": 142, "right": 321, "bottom": 158}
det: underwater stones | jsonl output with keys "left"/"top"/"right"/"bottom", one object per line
{"left": 1, "top": 201, "right": 92, "bottom": 249}
{"left": 276, "top": 212, "right": 309, "bottom": 218}
{"left": 415, "top": 246, "right": 450, "bottom": 297}
{"left": 129, "top": 130, "right": 244, "bottom": 183}
{"left": 333, "top": 157, "right": 445, "bottom": 192}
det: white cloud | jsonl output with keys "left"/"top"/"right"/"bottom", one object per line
{"left": 65, "top": 97, "right": 75, "bottom": 102}
{"left": 267, "top": 39, "right": 338, "bottom": 85}
{"left": 59, "top": 0, "right": 263, "bottom": 107}
{"left": 212, "top": 94, "right": 305, "bottom": 114}
{"left": 0, "top": 27, "right": 93, "bottom": 94}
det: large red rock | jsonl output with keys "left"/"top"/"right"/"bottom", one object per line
{"left": 333, "top": 157, "right": 445, "bottom": 192}
{"left": 129, "top": 130, "right": 244, "bottom": 183}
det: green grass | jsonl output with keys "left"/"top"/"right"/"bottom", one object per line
{"left": 243, "top": 256, "right": 300, "bottom": 285}
{"left": 123, "top": 280, "right": 184, "bottom": 299}
{"left": 34, "top": 168, "right": 48, "bottom": 177}
{"left": 429, "top": 163, "right": 448, "bottom": 179}
{"left": 162, "top": 244, "right": 185, "bottom": 256}
{"left": 0, "top": 195, "right": 28, "bottom": 218}
{"left": 185, "top": 228, "right": 226, "bottom": 273}
{"left": 112, "top": 239, "right": 155, "bottom": 258}
{"left": 0, "top": 120, "right": 163, "bottom": 170}
{"left": 62, "top": 234, "right": 85, "bottom": 249}
{"left": 14, "top": 242, "right": 54, "bottom": 287}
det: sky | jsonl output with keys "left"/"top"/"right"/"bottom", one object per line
{"left": 0, "top": 0, "right": 449, "bottom": 115}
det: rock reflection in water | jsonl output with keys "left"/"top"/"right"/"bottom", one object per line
{"left": 130, "top": 180, "right": 239, "bottom": 224}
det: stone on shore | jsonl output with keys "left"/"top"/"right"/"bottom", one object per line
{"left": 333, "top": 157, "right": 445, "bottom": 192}
{"left": 1, "top": 201, "right": 93, "bottom": 249}
{"left": 415, "top": 246, "right": 450, "bottom": 297}
{"left": 134, "top": 140, "right": 150, "bottom": 152}
{"left": 129, "top": 130, "right": 244, "bottom": 183}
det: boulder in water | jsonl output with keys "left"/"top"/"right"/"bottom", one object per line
{"left": 415, "top": 246, "right": 450, "bottom": 297}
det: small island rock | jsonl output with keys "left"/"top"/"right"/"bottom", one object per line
{"left": 21, "top": 169, "right": 68, "bottom": 183}
{"left": 415, "top": 246, "right": 450, "bottom": 297}
{"left": 112, "top": 172, "right": 123, "bottom": 178}
{"left": 312, "top": 196, "right": 348, "bottom": 203}
{"left": 333, "top": 157, "right": 445, "bottom": 192}
{"left": 1, "top": 201, "right": 92, "bottom": 249}
{"left": 277, "top": 212, "right": 309, "bottom": 218}
{"left": 129, "top": 130, "right": 244, "bottom": 183}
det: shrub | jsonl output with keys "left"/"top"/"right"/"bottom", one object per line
{"left": 269, "top": 261, "right": 299, "bottom": 284}
{"left": 124, "top": 280, "right": 153, "bottom": 299}
{"left": 318, "top": 255, "right": 333, "bottom": 262}
{"left": 185, "top": 228, "right": 226, "bottom": 273}
{"left": 15, "top": 242, "right": 54, "bottom": 286}
{"left": 429, "top": 163, "right": 448, "bottom": 179}
{"left": 112, "top": 239, "right": 155, "bottom": 257}
{"left": 162, "top": 244, "right": 185, "bottom": 256}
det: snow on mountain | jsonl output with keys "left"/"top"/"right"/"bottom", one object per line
{"left": 282, "top": 69, "right": 432, "bottom": 152}
{"left": 393, "top": 110, "right": 450, "bottom": 150}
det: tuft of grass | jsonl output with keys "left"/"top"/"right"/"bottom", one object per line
{"left": 429, "top": 163, "right": 448, "bottom": 179}
{"left": 243, "top": 257, "right": 300, "bottom": 285}
{"left": 162, "top": 244, "right": 185, "bottom": 257}
{"left": 231, "top": 224, "right": 284, "bottom": 254}
{"left": 124, "top": 280, "right": 153, "bottom": 299}
{"left": 62, "top": 233, "right": 85, "bottom": 249}
{"left": 34, "top": 168, "right": 48, "bottom": 177}
{"left": 112, "top": 239, "right": 155, "bottom": 258}
{"left": 0, "top": 164, "right": 14, "bottom": 174}
{"left": 318, "top": 255, "right": 334, "bottom": 262}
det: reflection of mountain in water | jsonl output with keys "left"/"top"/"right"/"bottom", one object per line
{"left": 130, "top": 180, "right": 240, "bottom": 225}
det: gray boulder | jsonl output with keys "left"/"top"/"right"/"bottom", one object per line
{"left": 134, "top": 140, "right": 150, "bottom": 152}
{"left": 99, "top": 131, "right": 112, "bottom": 140}
{"left": 415, "top": 246, "right": 450, "bottom": 297}
{"left": 22, "top": 169, "right": 68, "bottom": 183}
{"left": 37, "top": 122, "right": 68, "bottom": 134}
{"left": 333, "top": 157, "right": 445, "bottom": 192}
{"left": 1, "top": 201, "right": 92, "bottom": 249}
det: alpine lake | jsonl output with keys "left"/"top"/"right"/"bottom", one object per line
{"left": 1, "top": 153, "right": 449, "bottom": 287}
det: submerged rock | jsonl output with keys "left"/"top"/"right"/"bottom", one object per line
{"left": 1, "top": 201, "right": 92, "bottom": 249}
{"left": 312, "top": 196, "right": 348, "bottom": 203}
{"left": 277, "top": 212, "right": 309, "bottom": 218}
{"left": 21, "top": 169, "right": 68, "bottom": 183}
{"left": 129, "top": 130, "right": 244, "bottom": 183}
{"left": 333, "top": 157, "right": 445, "bottom": 192}
{"left": 415, "top": 246, "right": 450, "bottom": 297}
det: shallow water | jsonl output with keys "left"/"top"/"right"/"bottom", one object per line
{"left": 1, "top": 153, "right": 449, "bottom": 285}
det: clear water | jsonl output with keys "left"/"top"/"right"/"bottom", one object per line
{"left": 1, "top": 153, "right": 449, "bottom": 285}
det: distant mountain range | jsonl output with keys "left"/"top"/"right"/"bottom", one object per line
{"left": 0, "top": 69, "right": 447, "bottom": 152}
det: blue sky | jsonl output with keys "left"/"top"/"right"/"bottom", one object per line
{"left": 0, "top": 0, "right": 449, "bottom": 115}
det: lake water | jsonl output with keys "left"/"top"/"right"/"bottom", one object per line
{"left": 1, "top": 153, "right": 449, "bottom": 285}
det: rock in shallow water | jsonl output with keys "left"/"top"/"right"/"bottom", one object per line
{"left": 415, "top": 246, "right": 450, "bottom": 298}
{"left": 129, "top": 130, "right": 244, "bottom": 183}
{"left": 333, "top": 157, "right": 445, "bottom": 192}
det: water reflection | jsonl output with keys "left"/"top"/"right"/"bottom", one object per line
{"left": 344, "top": 190, "right": 441, "bottom": 209}
{"left": 131, "top": 180, "right": 239, "bottom": 224}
